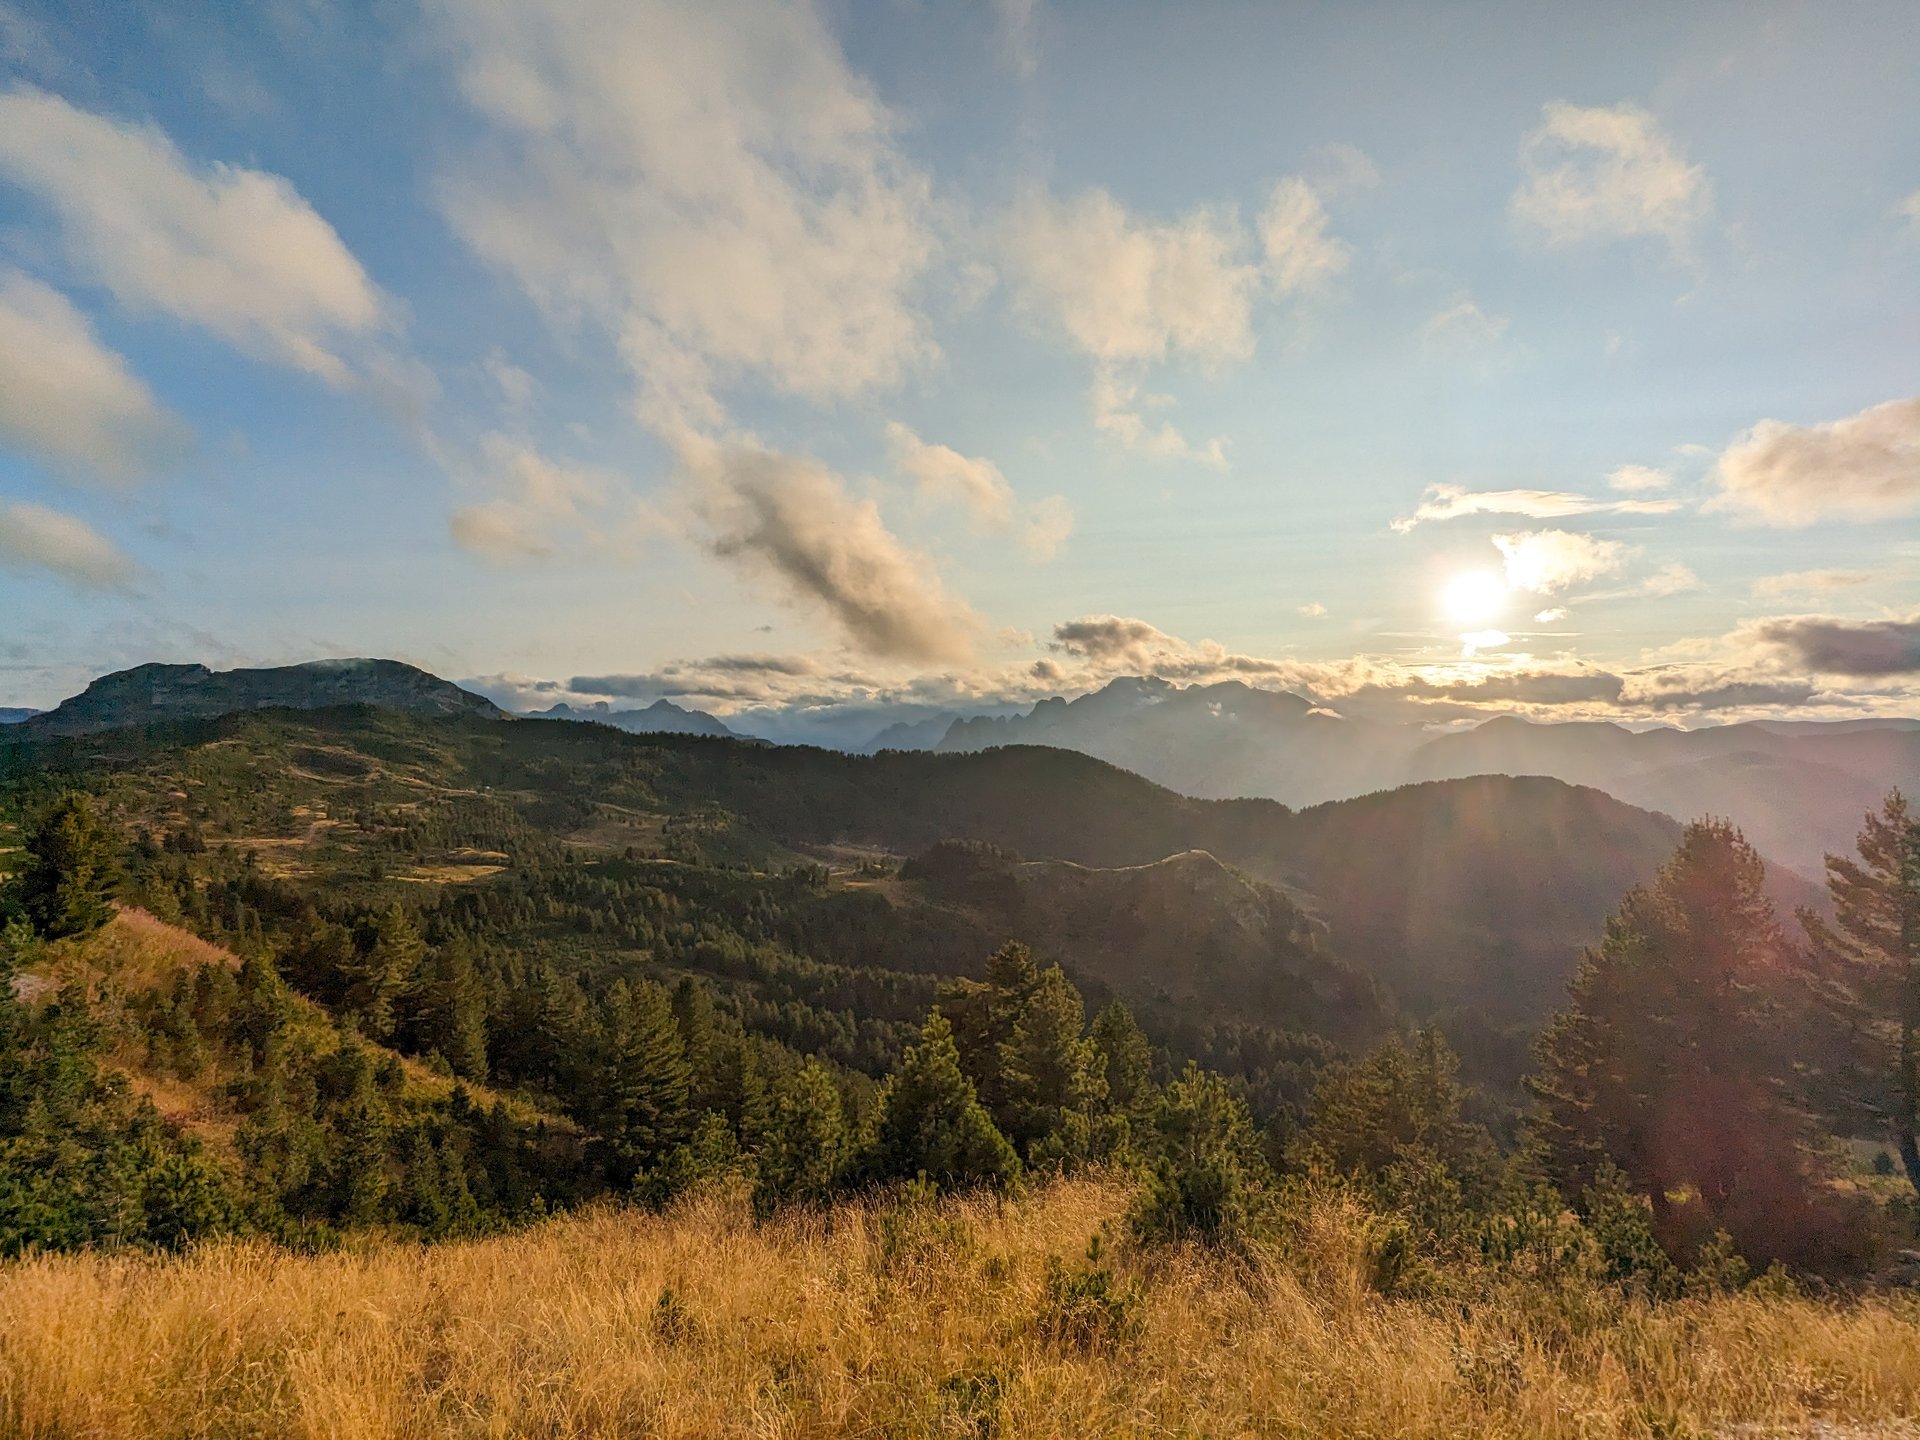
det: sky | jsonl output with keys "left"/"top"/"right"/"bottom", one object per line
{"left": 0, "top": 0, "right": 1916, "bottom": 733}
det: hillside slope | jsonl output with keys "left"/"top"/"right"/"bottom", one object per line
{"left": 1, "top": 709, "right": 1728, "bottom": 1026}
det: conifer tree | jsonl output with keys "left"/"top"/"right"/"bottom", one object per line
{"left": 862, "top": 1010, "right": 1019, "bottom": 1192}
{"left": 1090, "top": 1000, "right": 1155, "bottom": 1117}
{"left": 996, "top": 964, "right": 1107, "bottom": 1158}
{"left": 589, "top": 979, "right": 693, "bottom": 1185}
{"left": 1530, "top": 820, "right": 1864, "bottom": 1269}
{"left": 20, "top": 793, "right": 119, "bottom": 940}
{"left": 343, "top": 905, "right": 424, "bottom": 1041}
{"left": 940, "top": 940, "right": 1038, "bottom": 1118}
{"left": 1802, "top": 790, "right": 1920, "bottom": 1192}
{"left": 752, "top": 1060, "right": 846, "bottom": 1213}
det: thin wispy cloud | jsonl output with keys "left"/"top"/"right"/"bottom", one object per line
{"left": 885, "top": 422, "right": 1072, "bottom": 558}
{"left": 1393, "top": 484, "right": 1681, "bottom": 531}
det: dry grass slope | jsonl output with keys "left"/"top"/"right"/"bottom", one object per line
{"left": 4, "top": 1177, "right": 1920, "bottom": 1439}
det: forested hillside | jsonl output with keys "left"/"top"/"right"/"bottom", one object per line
{"left": 3, "top": 701, "right": 1915, "bottom": 1310}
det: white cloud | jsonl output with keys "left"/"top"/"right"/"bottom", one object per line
{"left": 1707, "top": 396, "right": 1920, "bottom": 526}
{"left": 1421, "top": 298, "right": 1509, "bottom": 350}
{"left": 0, "top": 269, "right": 188, "bottom": 485}
{"left": 884, "top": 421, "right": 1072, "bottom": 558}
{"left": 449, "top": 433, "right": 656, "bottom": 564}
{"left": 1393, "top": 483, "right": 1681, "bottom": 530}
{"left": 1259, "top": 177, "right": 1350, "bottom": 296}
{"left": 1751, "top": 569, "right": 1874, "bottom": 598}
{"left": 1636, "top": 561, "right": 1702, "bottom": 598}
{"left": 1607, "top": 464, "right": 1669, "bottom": 492}
{"left": 1534, "top": 608, "right": 1568, "bottom": 623}
{"left": 0, "top": 500, "right": 135, "bottom": 588}
{"left": 1899, "top": 190, "right": 1920, "bottom": 231}
{"left": 1512, "top": 101, "right": 1710, "bottom": 257}
{"left": 1298, "top": 601, "right": 1327, "bottom": 618}
{"left": 1090, "top": 368, "right": 1228, "bottom": 468}
{"left": 1493, "top": 529, "right": 1629, "bottom": 593}
{"left": 1006, "top": 186, "right": 1260, "bottom": 367}
{"left": 1005, "top": 175, "right": 1348, "bottom": 463}
{"left": 433, "top": 0, "right": 936, "bottom": 433}
{"left": 0, "top": 85, "right": 390, "bottom": 384}
{"left": 679, "top": 433, "right": 982, "bottom": 663}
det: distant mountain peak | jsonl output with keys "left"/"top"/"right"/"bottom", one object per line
{"left": 15, "top": 659, "right": 505, "bottom": 737}
{"left": 526, "top": 697, "right": 734, "bottom": 738}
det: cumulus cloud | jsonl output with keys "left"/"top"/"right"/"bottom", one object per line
{"left": 1493, "top": 529, "right": 1628, "bottom": 593}
{"left": 1511, "top": 100, "right": 1710, "bottom": 256}
{"left": 1393, "top": 483, "right": 1680, "bottom": 531}
{"left": 1752, "top": 569, "right": 1874, "bottom": 598}
{"left": 1748, "top": 615, "right": 1920, "bottom": 676}
{"left": 680, "top": 434, "right": 982, "bottom": 663}
{"left": 434, "top": 0, "right": 935, "bottom": 432}
{"left": 1607, "top": 464, "right": 1669, "bottom": 492}
{"left": 1298, "top": 602, "right": 1327, "bottom": 618}
{"left": 0, "top": 269, "right": 188, "bottom": 485}
{"left": 0, "top": 500, "right": 135, "bottom": 588}
{"left": 0, "top": 85, "right": 390, "bottom": 384}
{"left": 1005, "top": 173, "right": 1350, "bottom": 462}
{"left": 884, "top": 421, "right": 1072, "bottom": 557}
{"left": 1707, "top": 396, "right": 1920, "bottom": 526}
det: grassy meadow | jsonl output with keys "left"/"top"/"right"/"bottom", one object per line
{"left": 4, "top": 1176, "right": 1920, "bottom": 1440}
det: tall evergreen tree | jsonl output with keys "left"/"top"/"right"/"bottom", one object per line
{"left": 588, "top": 979, "right": 692, "bottom": 1186}
{"left": 1803, "top": 790, "right": 1920, "bottom": 1193}
{"left": 19, "top": 794, "right": 119, "bottom": 940}
{"left": 996, "top": 964, "right": 1107, "bottom": 1158}
{"left": 343, "top": 905, "right": 424, "bottom": 1041}
{"left": 1530, "top": 820, "right": 1865, "bottom": 1269}
{"left": 940, "top": 940, "right": 1038, "bottom": 1119}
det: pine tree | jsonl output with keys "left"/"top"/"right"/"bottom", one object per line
{"left": 589, "top": 979, "right": 693, "bottom": 1186}
{"left": 861, "top": 1010, "right": 1019, "bottom": 1193}
{"left": 20, "top": 794, "right": 119, "bottom": 940}
{"left": 996, "top": 964, "right": 1107, "bottom": 1159}
{"left": 410, "top": 938, "right": 489, "bottom": 1080}
{"left": 1803, "top": 790, "right": 1920, "bottom": 1193}
{"left": 752, "top": 1060, "right": 846, "bottom": 1213}
{"left": 940, "top": 940, "right": 1038, "bottom": 1118}
{"left": 1529, "top": 820, "right": 1867, "bottom": 1270}
{"left": 343, "top": 905, "right": 424, "bottom": 1041}
{"left": 1091, "top": 1000, "right": 1155, "bottom": 1116}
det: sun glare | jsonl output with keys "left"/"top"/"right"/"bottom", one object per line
{"left": 1441, "top": 570, "right": 1509, "bottom": 624}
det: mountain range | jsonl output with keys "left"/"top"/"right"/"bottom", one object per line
{"left": 937, "top": 677, "right": 1920, "bottom": 881}
{"left": 525, "top": 699, "right": 736, "bottom": 738}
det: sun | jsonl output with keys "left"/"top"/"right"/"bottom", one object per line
{"left": 1441, "top": 569, "right": 1509, "bottom": 624}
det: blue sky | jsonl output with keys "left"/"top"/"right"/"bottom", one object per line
{"left": 0, "top": 0, "right": 1915, "bottom": 726}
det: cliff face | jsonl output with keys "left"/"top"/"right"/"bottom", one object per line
{"left": 17, "top": 660, "right": 506, "bottom": 736}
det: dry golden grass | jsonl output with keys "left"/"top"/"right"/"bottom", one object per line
{"left": 4, "top": 1177, "right": 1919, "bottom": 1439}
